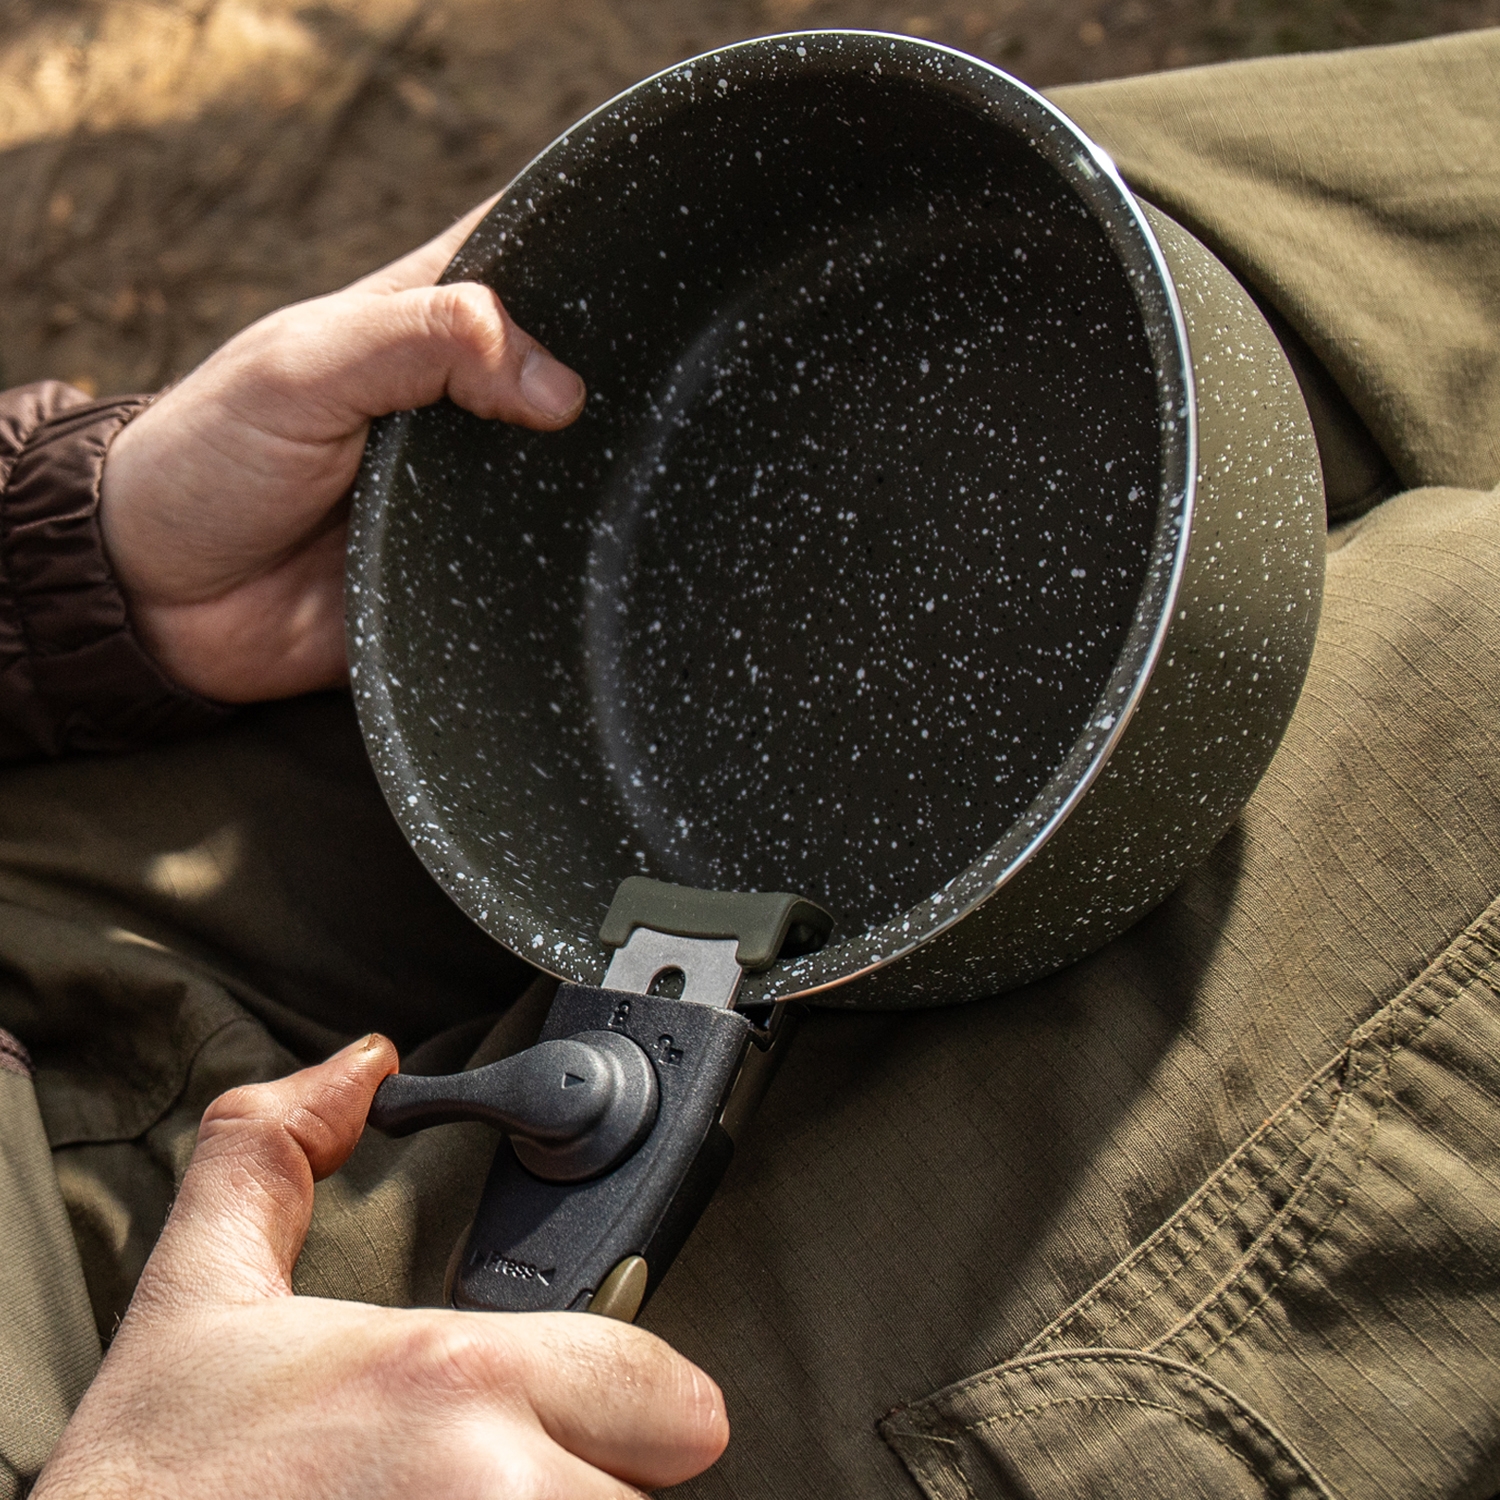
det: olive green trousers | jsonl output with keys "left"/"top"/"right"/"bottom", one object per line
{"left": 4, "top": 28, "right": 1500, "bottom": 1500}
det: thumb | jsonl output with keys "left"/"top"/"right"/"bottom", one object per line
{"left": 136, "top": 1035, "right": 398, "bottom": 1311}
{"left": 242, "top": 280, "right": 587, "bottom": 443}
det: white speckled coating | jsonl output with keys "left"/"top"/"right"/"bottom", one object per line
{"left": 347, "top": 32, "right": 1323, "bottom": 1008}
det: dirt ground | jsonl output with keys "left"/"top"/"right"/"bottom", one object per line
{"left": 1, "top": 0, "right": 1495, "bottom": 397}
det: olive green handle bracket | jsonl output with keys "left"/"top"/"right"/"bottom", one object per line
{"left": 599, "top": 877, "right": 832, "bottom": 972}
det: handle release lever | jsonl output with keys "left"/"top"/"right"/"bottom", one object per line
{"left": 368, "top": 1031, "right": 657, "bottom": 1183}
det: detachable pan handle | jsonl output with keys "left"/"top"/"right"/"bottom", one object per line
{"left": 365, "top": 881, "right": 829, "bottom": 1322}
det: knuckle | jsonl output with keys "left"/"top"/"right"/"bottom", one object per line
{"left": 199, "top": 1081, "right": 274, "bottom": 1132}
{"left": 195, "top": 1093, "right": 305, "bottom": 1177}
{"left": 471, "top": 1444, "right": 559, "bottom": 1500}
{"left": 618, "top": 1323, "right": 696, "bottom": 1392}
{"left": 684, "top": 1364, "right": 731, "bottom": 1458}
{"left": 221, "top": 300, "right": 323, "bottom": 379}
{"left": 610, "top": 1326, "right": 728, "bottom": 1453}
{"left": 430, "top": 283, "right": 511, "bottom": 361}
{"left": 396, "top": 1316, "right": 521, "bottom": 1403}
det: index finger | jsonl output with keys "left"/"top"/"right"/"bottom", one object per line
{"left": 353, "top": 192, "right": 503, "bottom": 294}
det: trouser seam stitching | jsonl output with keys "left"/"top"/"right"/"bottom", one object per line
{"left": 897, "top": 1404, "right": 979, "bottom": 1500}
{"left": 1166, "top": 950, "right": 1474, "bottom": 1361}
{"left": 963, "top": 1393, "right": 1324, "bottom": 1496}
{"left": 1028, "top": 917, "right": 1497, "bottom": 1362}
{"left": 1024, "top": 1067, "right": 1340, "bottom": 1353}
{"left": 1051, "top": 1096, "right": 1333, "bottom": 1349}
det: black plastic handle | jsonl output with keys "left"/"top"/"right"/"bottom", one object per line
{"left": 362, "top": 982, "right": 785, "bottom": 1319}
{"left": 447, "top": 983, "right": 756, "bottom": 1316}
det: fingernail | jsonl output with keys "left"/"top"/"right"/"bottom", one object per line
{"left": 332, "top": 1033, "right": 383, "bottom": 1060}
{"left": 521, "top": 346, "right": 585, "bottom": 420}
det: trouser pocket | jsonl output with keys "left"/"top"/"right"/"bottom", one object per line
{"left": 883, "top": 903, "right": 1500, "bottom": 1499}
{"left": 885, "top": 1348, "right": 1330, "bottom": 1499}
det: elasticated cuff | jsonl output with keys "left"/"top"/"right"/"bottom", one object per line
{"left": 0, "top": 381, "right": 232, "bottom": 758}
{"left": 0, "top": 1028, "right": 33, "bottom": 1079}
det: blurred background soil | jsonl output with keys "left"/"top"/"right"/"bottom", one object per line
{"left": 2, "top": 0, "right": 1496, "bottom": 397}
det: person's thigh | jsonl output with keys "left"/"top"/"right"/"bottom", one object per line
{"left": 0, "top": 690, "right": 529, "bottom": 1055}
{"left": 1051, "top": 28, "right": 1500, "bottom": 502}
{"left": 0, "top": 690, "right": 537, "bottom": 1338}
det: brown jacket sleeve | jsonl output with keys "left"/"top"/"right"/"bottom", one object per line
{"left": 0, "top": 382, "right": 230, "bottom": 759}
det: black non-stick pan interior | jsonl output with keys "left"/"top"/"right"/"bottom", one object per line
{"left": 349, "top": 33, "right": 1189, "bottom": 1001}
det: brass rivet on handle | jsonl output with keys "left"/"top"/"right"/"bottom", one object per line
{"left": 587, "top": 1256, "right": 649, "bottom": 1322}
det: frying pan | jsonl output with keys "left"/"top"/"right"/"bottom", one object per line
{"left": 349, "top": 32, "right": 1325, "bottom": 1314}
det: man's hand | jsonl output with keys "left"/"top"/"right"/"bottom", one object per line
{"left": 33, "top": 1036, "right": 727, "bottom": 1499}
{"left": 99, "top": 198, "right": 586, "bottom": 703}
